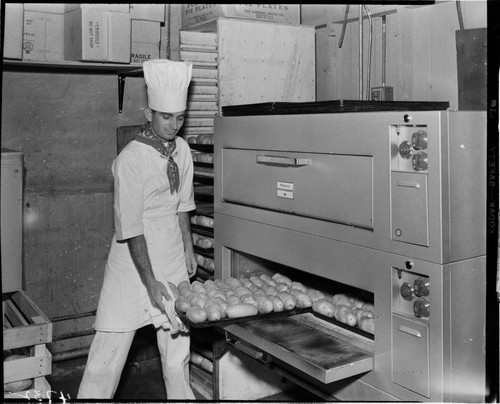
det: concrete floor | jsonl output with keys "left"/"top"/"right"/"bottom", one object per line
{"left": 48, "top": 356, "right": 323, "bottom": 401}
{"left": 46, "top": 326, "right": 323, "bottom": 401}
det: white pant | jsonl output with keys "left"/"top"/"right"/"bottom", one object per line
{"left": 77, "top": 328, "right": 195, "bottom": 399}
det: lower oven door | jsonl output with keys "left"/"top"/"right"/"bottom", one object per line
{"left": 223, "top": 312, "right": 374, "bottom": 384}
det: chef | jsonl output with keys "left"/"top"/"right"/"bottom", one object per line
{"left": 78, "top": 59, "right": 197, "bottom": 399}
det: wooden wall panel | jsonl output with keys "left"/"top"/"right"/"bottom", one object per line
{"left": 218, "top": 18, "right": 315, "bottom": 106}
{"left": 325, "top": 2, "right": 487, "bottom": 107}
{"left": 315, "top": 26, "right": 329, "bottom": 101}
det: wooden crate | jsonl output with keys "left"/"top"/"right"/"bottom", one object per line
{"left": 3, "top": 290, "right": 53, "bottom": 398}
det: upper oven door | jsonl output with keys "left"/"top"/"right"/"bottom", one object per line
{"left": 222, "top": 148, "right": 373, "bottom": 229}
{"left": 215, "top": 111, "right": 486, "bottom": 264}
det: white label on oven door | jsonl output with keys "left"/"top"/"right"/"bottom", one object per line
{"left": 277, "top": 189, "right": 294, "bottom": 199}
{"left": 277, "top": 182, "right": 294, "bottom": 191}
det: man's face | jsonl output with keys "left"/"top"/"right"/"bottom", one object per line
{"left": 149, "top": 110, "right": 185, "bottom": 141}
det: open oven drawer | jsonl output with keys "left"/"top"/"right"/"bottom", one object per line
{"left": 223, "top": 312, "right": 374, "bottom": 384}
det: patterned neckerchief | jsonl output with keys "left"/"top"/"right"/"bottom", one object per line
{"left": 133, "top": 123, "right": 180, "bottom": 194}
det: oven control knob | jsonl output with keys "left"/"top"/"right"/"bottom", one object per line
{"left": 412, "top": 130, "right": 428, "bottom": 150}
{"left": 413, "top": 298, "right": 430, "bottom": 318}
{"left": 414, "top": 278, "right": 430, "bottom": 297}
{"left": 399, "top": 141, "right": 412, "bottom": 159}
{"left": 412, "top": 151, "right": 428, "bottom": 171}
{"left": 400, "top": 282, "right": 414, "bottom": 301}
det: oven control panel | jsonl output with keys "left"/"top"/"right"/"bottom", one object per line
{"left": 392, "top": 266, "right": 430, "bottom": 320}
{"left": 390, "top": 122, "right": 430, "bottom": 247}
{"left": 391, "top": 264, "right": 431, "bottom": 397}
{"left": 391, "top": 125, "right": 428, "bottom": 173}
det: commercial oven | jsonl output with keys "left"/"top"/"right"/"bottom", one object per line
{"left": 213, "top": 101, "right": 487, "bottom": 402}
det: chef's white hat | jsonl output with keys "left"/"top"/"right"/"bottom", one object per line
{"left": 143, "top": 59, "right": 193, "bottom": 113}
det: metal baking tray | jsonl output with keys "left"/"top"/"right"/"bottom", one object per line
{"left": 176, "top": 306, "right": 312, "bottom": 328}
{"left": 224, "top": 312, "right": 374, "bottom": 384}
{"left": 194, "top": 203, "right": 214, "bottom": 217}
{"left": 191, "top": 224, "right": 214, "bottom": 237}
{"left": 193, "top": 245, "right": 213, "bottom": 258}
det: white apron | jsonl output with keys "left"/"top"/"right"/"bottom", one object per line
{"left": 94, "top": 137, "right": 195, "bottom": 332}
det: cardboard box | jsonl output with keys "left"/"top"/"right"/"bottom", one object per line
{"left": 4, "top": 4, "right": 24, "bottom": 59}
{"left": 181, "top": 4, "right": 300, "bottom": 29}
{"left": 131, "top": 42, "right": 160, "bottom": 64}
{"left": 24, "top": 3, "right": 66, "bottom": 13}
{"left": 64, "top": 4, "right": 130, "bottom": 13}
{"left": 64, "top": 8, "right": 131, "bottom": 63}
{"left": 132, "top": 20, "right": 161, "bottom": 43}
{"left": 23, "top": 11, "right": 64, "bottom": 61}
{"left": 130, "top": 4, "right": 165, "bottom": 22}
{"left": 108, "top": 12, "right": 132, "bottom": 63}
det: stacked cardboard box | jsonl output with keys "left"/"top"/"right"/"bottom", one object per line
{"left": 3, "top": 4, "right": 134, "bottom": 63}
{"left": 130, "top": 4, "right": 165, "bottom": 22}
{"left": 130, "top": 4, "right": 164, "bottom": 64}
{"left": 131, "top": 20, "right": 161, "bottom": 64}
{"left": 23, "top": 4, "right": 65, "bottom": 61}
{"left": 4, "top": 4, "right": 24, "bottom": 59}
{"left": 64, "top": 4, "right": 131, "bottom": 63}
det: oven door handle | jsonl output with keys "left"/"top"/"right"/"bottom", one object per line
{"left": 226, "top": 336, "right": 270, "bottom": 363}
{"left": 396, "top": 180, "right": 421, "bottom": 189}
{"left": 398, "top": 325, "right": 422, "bottom": 338}
{"left": 256, "top": 155, "right": 310, "bottom": 167}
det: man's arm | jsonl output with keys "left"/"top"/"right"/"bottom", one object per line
{"left": 178, "top": 211, "right": 197, "bottom": 278}
{"left": 127, "top": 234, "right": 171, "bottom": 312}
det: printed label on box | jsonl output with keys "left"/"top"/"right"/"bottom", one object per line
{"left": 64, "top": 8, "right": 108, "bottom": 61}
{"left": 23, "top": 12, "right": 64, "bottom": 61}
{"left": 23, "top": 11, "right": 46, "bottom": 60}
{"left": 181, "top": 4, "right": 300, "bottom": 28}
{"left": 131, "top": 42, "right": 159, "bottom": 64}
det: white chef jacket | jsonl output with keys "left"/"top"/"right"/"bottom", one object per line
{"left": 94, "top": 136, "right": 195, "bottom": 332}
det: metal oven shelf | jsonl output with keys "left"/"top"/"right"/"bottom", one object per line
{"left": 224, "top": 312, "right": 374, "bottom": 385}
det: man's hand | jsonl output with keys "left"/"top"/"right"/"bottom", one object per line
{"left": 146, "top": 278, "right": 173, "bottom": 313}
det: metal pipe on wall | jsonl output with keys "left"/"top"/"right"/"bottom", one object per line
{"left": 456, "top": 0, "right": 465, "bottom": 30}
{"left": 364, "top": 5, "right": 373, "bottom": 101}
{"left": 338, "top": 5, "right": 350, "bottom": 49}
{"left": 359, "top": 5, "right": 363, "bottom": 100}
{"left": 382, "top": 15, "right": 387, "bottom": 88}
{"left": 166, "top": 4, "right": 172, "bottom": 59}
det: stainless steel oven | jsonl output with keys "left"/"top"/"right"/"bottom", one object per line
{"left": 214, "top": 105, "right": 487, "bottom": 402}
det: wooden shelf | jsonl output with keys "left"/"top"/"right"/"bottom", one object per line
{"left": 3, "top": 59, "right": 143, "bottom": 74}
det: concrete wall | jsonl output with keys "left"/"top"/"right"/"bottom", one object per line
{"left": 2, "top": 70, "right": 147, "bottom": 318}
